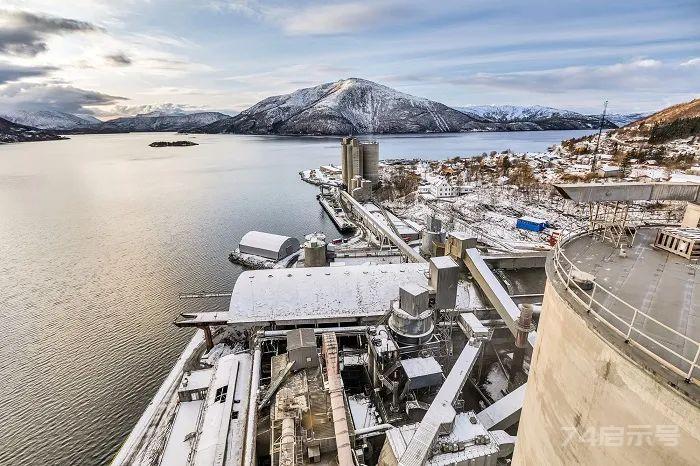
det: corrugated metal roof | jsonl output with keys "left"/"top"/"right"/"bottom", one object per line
{"left": 228, "top": 263, "right": 471, "bottom": 325}
{"left": 554, "top": 182, "right": 700, "bottom": 203}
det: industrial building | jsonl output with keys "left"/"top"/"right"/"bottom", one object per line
{"left": 238, "top": 231, "right": 300, "bottom": 261}
{"left": 341, "top": 137, "right": 379, "bottom": 197}
{"left": 113, "top": 181, "right": 700, "bottom": 466}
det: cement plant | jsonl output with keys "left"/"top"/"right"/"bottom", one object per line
{"left": 113, "top": 134, "right": 700, "bottom": 466}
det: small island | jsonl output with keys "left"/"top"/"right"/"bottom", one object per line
{"left": 149, "top": 140, "right": 198, "bottom": 147}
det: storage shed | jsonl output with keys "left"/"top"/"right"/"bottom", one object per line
{"left": 238, "top": 231, "right": 300, "bottom": 260}
{"left": 516, "top": 217, "right": 548, "bottom": 232}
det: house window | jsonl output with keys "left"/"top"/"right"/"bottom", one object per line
{"left": 214, "top": 385, "right": 228, "bottom": 403}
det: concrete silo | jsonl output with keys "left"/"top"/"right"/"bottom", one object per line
{"left": 513, "top": 226, "right": 700, "bottom": 465}
{"left": 361, "top": 141, "right": 379, "bottom": 183}
{"left": 340, "top": 137, "right": 350, "bottom": 187}
{"left": 303, "top": 233, "right": 327, "bottom": 267}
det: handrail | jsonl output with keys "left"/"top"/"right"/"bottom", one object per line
{"left": 551, "top": 229, "right": 700, "bottom": 384}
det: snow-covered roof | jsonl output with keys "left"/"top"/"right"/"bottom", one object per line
{"left": 192, "top": 353, "right": 251, "bottom": 465}
{"left": 401, "top": 356, "right": 443, "bottom": 379}
{"left": 160, "top": 400, "right": 204, "bottom": 466}
{"left": 228, "top": 263, "right": 472, "bottom": 325}
{"left": 179, "top": 368, "right": 214, "bottom": 393}
{"left": 239, "top": 231, "right": 295, "bottom": 252}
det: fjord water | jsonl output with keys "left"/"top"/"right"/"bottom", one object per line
{"left": 0, "top": 130, "right": 594, "bottom": 465}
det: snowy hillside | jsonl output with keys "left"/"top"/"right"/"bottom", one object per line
{"left": 196, "top": 78, "right": 502, "bottom": 135}
{"left": 0, "top": 110, "right": 101, "bottom": 131}
{"left": 88, "top": 112, "right": 231, "bottom": 133}
{"left": 0, "top": 117, "right": 65, "bottom": 143}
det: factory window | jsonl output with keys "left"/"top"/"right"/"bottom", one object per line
{"left": 214, "top": 385, "right": 228, "bottom": 403}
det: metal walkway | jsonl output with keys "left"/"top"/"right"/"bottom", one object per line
{"left": 463, "top": 248, "right": 537, "bottom": 348}
{"left": 340, "top": 191, "right": 426, "bottom": 263}
{"left": 398, "top": 341, "right": 482, "bottom": 466}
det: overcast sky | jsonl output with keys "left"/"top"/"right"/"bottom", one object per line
{"left": 0, "top": 0, "right": 698, "bottom": 118}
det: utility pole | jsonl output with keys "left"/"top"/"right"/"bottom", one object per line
{"left": 591, "top": 100, "right": 608, "bottom": 172}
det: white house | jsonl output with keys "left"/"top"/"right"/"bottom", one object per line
{"left": 429, "top": 178, "right": 459, "bottom": 198}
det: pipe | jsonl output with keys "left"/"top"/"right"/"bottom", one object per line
{"left": 258, "top": 325, "right": 372, "bottom": 339}
{"left": 515, "top": 304, "right": 534, "bottom": 349}
{"left": 354, "top": 424, "right": 394, "bottom": 437}
{"left": 243, "top": 344, "right": 262, "bottom": 466}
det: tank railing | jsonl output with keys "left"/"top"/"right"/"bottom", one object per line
{"left": 551, "top": 230, "right": 700, "bottom": 385}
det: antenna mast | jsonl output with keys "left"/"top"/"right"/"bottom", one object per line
{"left": 591, "top": 100, "right": 608, "bottom": 172}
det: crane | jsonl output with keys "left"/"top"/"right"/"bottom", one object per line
{"left": 591, "top": 100, "right": 609, "bottom": 172}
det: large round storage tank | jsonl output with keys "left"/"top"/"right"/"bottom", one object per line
{"left": 303, "top": 233, "right": 327, "bottom": 267}
{"left": 513, "top": 228, "right": 700, "bottom": 465}
{"left": 362, "top": 142, "right": 379, "bottom": 182}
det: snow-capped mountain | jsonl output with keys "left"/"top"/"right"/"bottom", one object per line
{"left": 196, "top": 78, "right": 503, "bottom": 135}
{"left": 603, "top": 113, "right": 649, "bottom": 127}
{"left": 0, "top": 110, "right": 101, "bottom": 131}
{"left": 455, "top": 105, "right": 617, "bottom": 130}
{"left": 0, "top": 117, "right": 65, "bottom": 143}
{"left": 85, "top": 112, "right": 231, "bottom": 133}
{"left": 456, "top": 105, "right": 581, "bottom": 121}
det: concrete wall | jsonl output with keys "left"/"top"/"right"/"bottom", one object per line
{"left": 682, "top": 202, "right": 700, "bottom": 228}
{"left": 513, "top": 283, "right": 700, "bottom": 465}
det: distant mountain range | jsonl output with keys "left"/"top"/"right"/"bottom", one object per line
{"left": 604, "top": 113, "right": 649, "bottom": 127}
{"left": 80, "top": 112, "right": 230, "bottom": 133}
{"left": 0, "top": 110, "right": 231, "bottom": 135}
{"left": 0, "top": 110, "right": 101, "bottom": 131}
{"left": 0, "top": 117, "right": 64, "bottom": 144}
{"left": 0, "top": 79, "right": 654, "bottom": 142}
{"left": 196, "top": 79, "right": 648, "bottom": 135}
{"left": 455, "top": 105, "right": 647, "bottom": 130}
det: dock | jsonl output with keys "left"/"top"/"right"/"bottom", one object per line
{"left": 318, "top": 193, "right": 355, "bottom": 232}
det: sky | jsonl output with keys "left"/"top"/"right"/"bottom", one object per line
{"left": 0, "top": 0, "right": 698, "bottom": 118}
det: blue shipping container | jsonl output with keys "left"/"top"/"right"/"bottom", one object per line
{"left": 516, "top": 217, "right": 548, "bottom": 232}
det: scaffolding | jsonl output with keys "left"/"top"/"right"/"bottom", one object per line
{"left": 588, "top": 201, "right": 636, "bottom": 247}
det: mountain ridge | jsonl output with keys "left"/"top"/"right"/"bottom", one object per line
{"left": 194, "top": 78, "right": 505, "bottom": 135}
{"left": 0, "top": 117, "right": 65, "bottom": 144}
{"left": 0, "top": 110, "right": 101, "bottom": 131}
{"left": 71, "top": 111, "right": 231, "bottom": 133}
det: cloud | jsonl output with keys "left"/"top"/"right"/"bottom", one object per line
{"left": 680, "top": 57, "right": 700, "bottom": 67}
{"left": 459, "top": 59, "right": 698, "bottom": 94}
{"left": 277, "top": 2, "right": 400, "bottom": 36}
{"left": 105, "top": 52, "right": 132, "bottom": 66}
{"left": 103, "top": 102, "right": 193, "bottom": 117}
{"left": 0, "top": 9, "right": 102, "bottom": 56}
{"left": 210, "top": 0, "right": 416, "bottom": 36}
{"left": 0, "top": 82, "right": 125, "bottom": 113}
{"left": 0, "top": 61, "right": 55, "bottom": 83}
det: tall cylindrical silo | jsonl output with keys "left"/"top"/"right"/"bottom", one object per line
{"left": 362, "top": 141, "right": 379, "bottom": 182}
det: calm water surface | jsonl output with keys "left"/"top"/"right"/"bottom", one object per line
{"left": 0, "top": 130, "right": 595, "bottom": 465}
